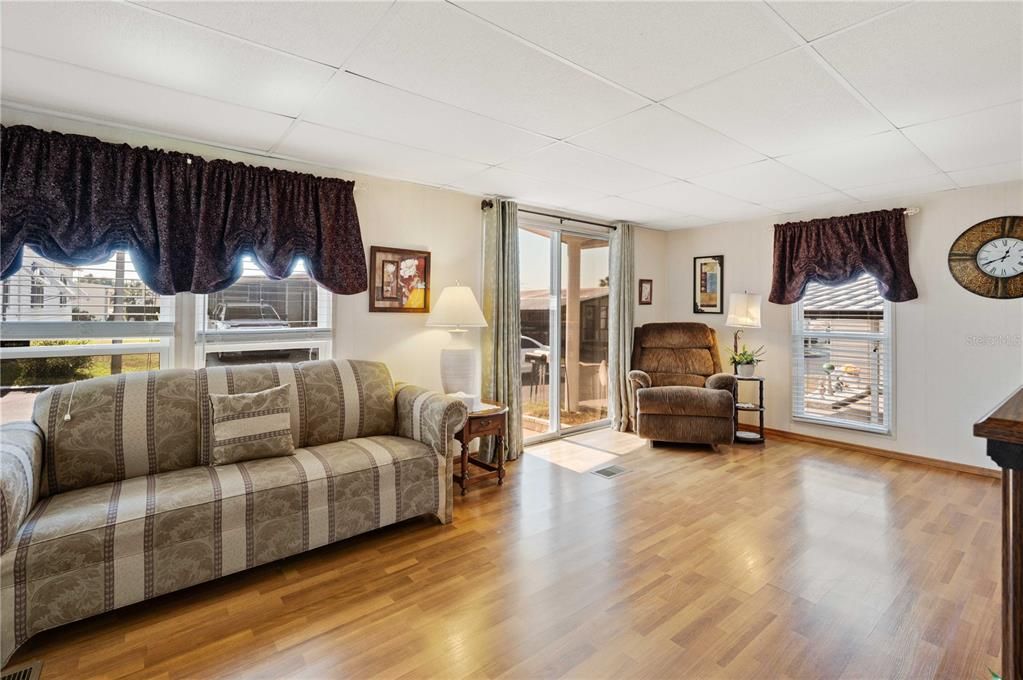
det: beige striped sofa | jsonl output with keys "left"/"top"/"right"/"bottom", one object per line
{"left": 0, "top": 359, "right": 468, "bottom": 666}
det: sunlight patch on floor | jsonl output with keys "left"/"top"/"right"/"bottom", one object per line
{"left": 524, "top": 428, "right": 647, "bottom": 473}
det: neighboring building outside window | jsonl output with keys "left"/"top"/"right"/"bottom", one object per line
{"left": 791, "top": 272, "right": 893, "bottom": 434}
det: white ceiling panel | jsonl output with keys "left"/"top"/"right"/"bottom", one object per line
{"left": 665, "top": 48, "right": 889, "bottom": 156}
{"left": 948, "top": 161, "right": 1023, "bottom": 189}
{"left": 1, "top": 50, "right": 293, "bottom": 151}
{"left": 902, "top": 102, "right": 1023, "bottom": 173}
{"left": 450, "top": 167, "right": 605, "bottom": 208}
{"left": 778, "top": 131, "right": 938, "bottom": 188}
{"left": 454, "top": 1, "right": 797, "bottom": 101}
{"left": 571, "top": 106, "right": 765, "bottom": 179}
{"left": 140, "top": 1, "right": 392, "bottom": 67}
{"left": 302, "top": 72, "right": 552, "bottom": 166}
{"left": 767, "top": 2, "right": 907, "bottom": 41}
{"left": 689, "top": 159, "right": 835, "bottom": 204}
{"left": 276, "top": 122, "right": 487, "bottom": 186}
{"left": 761, "top": 191, "right": 859, "bottom": 215}
{"left": 568, "top": 197, "right": 695, "bottom": 226}
{"left": 814, "top": 2, "right": 1023, "bottom": 127}
{"left": 845, "top": 173, "right": 956, "bottom": 202}
{"left": 623, "top": 181, "right": 777, "bottom": 222}
{"left": 343, "top": 2, "right": 646, "bottom": 139}
{"left": 0, "top": 1, "right": 334, "bottom": 117}
{"left": 500, "top": 143, "right": 673, "bottom": 195}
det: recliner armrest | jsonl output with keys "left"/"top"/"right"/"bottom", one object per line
{"left": 706, "top": 373, "right": 737, "bottom": 395}
{"left": 628, "top": 370, "right": 652, "bottom": 390}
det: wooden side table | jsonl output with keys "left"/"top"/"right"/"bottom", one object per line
{"left": 734, "top": 375, "right": 765, "bottom": 444}
{"left": 454, "top": 401, "right": 508, "bottom": 495}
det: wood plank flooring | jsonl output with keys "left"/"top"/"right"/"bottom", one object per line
{"left": 9, "top": 431, "right": 1002, "bottom": 679}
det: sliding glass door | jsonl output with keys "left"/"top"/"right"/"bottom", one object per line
{"left": 519, "top": 221, "right": 610, "bottom": 444}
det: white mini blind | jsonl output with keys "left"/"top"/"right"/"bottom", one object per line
{"left": 791, "top": 273, "right": 892, "bottom": 433}
{"left": 1, "top": 247, "right": 173, "bottom": 339}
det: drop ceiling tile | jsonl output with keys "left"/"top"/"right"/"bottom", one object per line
{"left": 1, "top": 50, "right": 293, "bottom": 151}
{"left": 643, "top": 216, "right": 718, "bottom": 231}
{"left": 814, "top": 2, "right": 1023, "bottom": 126}
{"left": 623, "top": 181, "right": 776, "bottom": 222}
{"left": 0, "top": 1, "right": 334, "bottom": 117}
{"left": 140, "top": 1, "right": 391, "bottom": 67}
{"left": 665, "top": 48, "right": 890, "bottom": 156}
{"left": 902, "top": 102, "right": 1023, "bottom": 173}
{"left": 948, "top": 161, "right": 1023, "bottom": 188}
{"left": 767, "top": 2, "right": 908, "bottom": 41}
{"left": 689, "top": 159, "right": 834, "bottom": 204}
{"left": 276, "top": 122, "right": 487, "bottom": 186}
{"left": 500, "top": 144, "right": 673, "bottom": 195}
{"left": 777, "top": 131, "right": 937, "bottom": 188}
{"left": 455, "top": 1, "right": 797, "bottom": 101}
{"left": 844, "top": 173, "right": 956, "bottom": 202}
{"left": 302, "top": 72, "right": 551, "bottom": 166}
{"left": 762, "top": 191, "right": 860, "bottom": 214}
{"left": 450, "top": 167, "right": 605, "bottom": 208}
{"left": 568, "top": 197, "right": 693, "bottom": 226}
{"left": 571, "top": 106, "right": 765, "bottom": 179}
{"left": 343, "top": 2, "right": 646, "bottom": 139}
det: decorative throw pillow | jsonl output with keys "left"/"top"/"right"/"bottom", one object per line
{"left": 208, "top": 385, "right": 295, "bottom": 466}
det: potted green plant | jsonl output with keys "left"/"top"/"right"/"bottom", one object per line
{"left": 729, "top": 344, "right": 765, "bottom": 377}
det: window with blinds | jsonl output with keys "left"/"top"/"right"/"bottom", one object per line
{"left": 197, "top": 256, "right": 332, "bottom": 367}
{"left": 1, "top": 248, "right": 172, "bottom": 423}
{"left": 791, "top": 272, "right": 892, "bottom": 434}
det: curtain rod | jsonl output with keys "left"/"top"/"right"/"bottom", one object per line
{"left": 905, "top": 207, "right": 920, "bottom": 216}
{"left": 481, "top": 200, "right": 616, "bottom": 230}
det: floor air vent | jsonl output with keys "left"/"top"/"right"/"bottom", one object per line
{"left": 592, "top": 465, "right": 628, "bottom": 478}
{"left": 1, "top": 661, "right": 41, "bottom": 680}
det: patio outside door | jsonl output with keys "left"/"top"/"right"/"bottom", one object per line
{"left": 518, "top": 222, "right": 610, "bottom": 444}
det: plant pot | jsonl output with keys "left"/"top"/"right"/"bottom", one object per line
{"left": 736, "top": 363, "right": 756, "bottom": 378}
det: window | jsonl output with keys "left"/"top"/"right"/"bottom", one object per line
{"left": 197, "top": 256, "right": 331, "bottom": 367}
{"left": 791, "top": 272, "right": 892, "bottom": 434}
{"left": 1, "top": 248, "right": 172, "bottom": 423}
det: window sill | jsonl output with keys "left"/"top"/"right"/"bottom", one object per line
{"left": 792, "top": 414, "right": 891, "bottom": 436}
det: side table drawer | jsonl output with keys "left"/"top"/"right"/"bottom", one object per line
{"left": 466, "top": 415, "right": 505, "bottom": 438}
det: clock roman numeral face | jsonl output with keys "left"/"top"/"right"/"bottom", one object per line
{"left": 976, "top": 237, "right": 1023, "bottom": 278}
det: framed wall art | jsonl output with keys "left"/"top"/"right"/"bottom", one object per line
{"left": 693, "top": 255, "right": 723, "bottom": 314}
{"left": 638, "top": 278, "right": 653, "bottom": 306}
{"left": 369, "top": 246, "right": 431, "bottom": 313}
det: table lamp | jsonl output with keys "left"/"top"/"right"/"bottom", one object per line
{"left": 725, "top": 292, "right": 762, "bottom": 354}
{"left": 426, "top": 285, "right": 488, "bottom": 397}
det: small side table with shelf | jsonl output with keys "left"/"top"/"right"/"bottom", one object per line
{"left": 734, "top": 376, "right": 765, "bottom": 444}
{"left": 453, "top": 401, "right": 508, "bottom": 495}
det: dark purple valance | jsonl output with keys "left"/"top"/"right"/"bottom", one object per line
{"left": 1, "top": 125, "right": 367, "bottom": 295}
{"left": 769, "top": 208, "right": 918, "bottom": 305}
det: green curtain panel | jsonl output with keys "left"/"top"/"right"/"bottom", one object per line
{"left": 481, "top": 199, "right": 523, "bottom": 462}
{"left": 608, "top": 222, "right": 635, "bottom": 432}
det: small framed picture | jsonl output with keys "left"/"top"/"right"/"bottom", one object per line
{"left": 638, "top": 278, "right": 653, "bottom": 306}
{"left": 693, "top": 255, "right": 723, "bottom": 314}
{"left": 369, "top": 246, "right": 431, "bottom": 313}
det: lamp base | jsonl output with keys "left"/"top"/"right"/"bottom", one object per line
{"left": 440, "top": 330, "right": 477, "bottom": 395}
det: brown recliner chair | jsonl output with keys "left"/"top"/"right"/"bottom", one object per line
{"left": 628, "top": 323, "right": 736, "bottom": 446}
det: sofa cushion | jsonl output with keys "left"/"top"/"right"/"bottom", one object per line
{"left": 197, "top": 359, "right": 396, "bottom": 463}
{"left": 0, "top": 435, "right": 446, "bottom": 653}
{"left": 635, "top": 385, "right": 734, "bottom": 418}
{"left": 208, "top": 385, "right": 295, "bottom": 465}
{"left": 32, "top": 369, "right": 199, "bottom": 497}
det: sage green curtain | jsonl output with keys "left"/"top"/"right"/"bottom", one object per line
{"left": 608, "top": 222, "right": 635, "bottom": 432}
{"left": 481, "top": 199, "right": 523, "bottom": 462}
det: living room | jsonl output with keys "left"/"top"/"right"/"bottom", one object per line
{"left": 1, "top": 1, "right": 1022, "bottom": 679}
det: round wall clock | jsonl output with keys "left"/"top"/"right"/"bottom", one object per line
{"left": 948, "top": 216, "right": 1023, "bottom": 299}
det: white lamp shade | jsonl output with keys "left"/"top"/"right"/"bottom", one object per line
{"left": 426, "top": 286, "right": 487, "bottom": 328}
{"left": 726, "top": 293, "right": 762, "bottom": 328}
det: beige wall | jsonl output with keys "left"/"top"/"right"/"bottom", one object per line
{"left": 2, "top": 108, "right": 483, "bottom": 393}
{"left": 661, "top": 181, "right": 1023, "bottom": 470}
{"left": 633, "top": 226, "right": 670, "bottom": 328}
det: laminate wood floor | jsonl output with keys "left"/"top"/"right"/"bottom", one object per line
{"left": 9, "top": 431, "right": 1002, "bottom": 679}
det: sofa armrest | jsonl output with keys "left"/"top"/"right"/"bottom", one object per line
{"left": 706, "top": 373, "right": 737, "bottom": 395}
{"left": 1, "top": 421, "right": 44, "bottom": 554}
{"left": 628, "top": 370, "right": 652, "bottom": 390}
{"left": 395, "top": 385, "right": 469, "bottom": 457}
